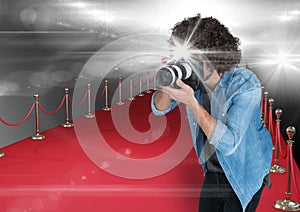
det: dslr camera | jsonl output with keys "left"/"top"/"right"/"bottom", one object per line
{"left": 156, "top": 59, "right": 202, "bottom": 91}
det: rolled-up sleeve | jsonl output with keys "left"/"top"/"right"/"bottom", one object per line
{"left": 151, "top": 91, "right": 179, "bottom": 116}
{"left": 209, "top": 83, "right": 261, "bottom": 156}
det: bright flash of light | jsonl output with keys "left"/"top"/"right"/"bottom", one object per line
{"left": 279, "top": 14, "right": 293, "bottom": 22}
{"left": 170, "top": 40, "right": 193, "bottom": 59}
{"left": 102, "top": 11, "right": 115, "bottom": 23}
{"left": 89, "top": 9, "right": 115, "bottom": 23}
{"left": 291, "top": 10, "right": 300, "bottom": 15}
{"left": 275, "top": 51, "right": 292, "bottom": 69}
{"left": 75, "top": 2, "right": 85, "bottom": 8}
{"left": 253, "top": 50, "right": 300, "bottom": 72}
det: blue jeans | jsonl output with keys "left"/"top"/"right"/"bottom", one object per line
{"left": 199, "top": 171, "right": 264, "bottom": 212}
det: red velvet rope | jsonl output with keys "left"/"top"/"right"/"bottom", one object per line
{"left": 91, "top": 88, "right": 105, "bottom": 101}
{"left": 277, "top": 124, "right": 287, "bottom": 159}
{"left": 149, "top": 75, "right": 155, "bottom": 83}
{"left": 121, "top": 81, "right": 130, "bottom": 92}
{"left": 0, "top": 103, "right": 35, "bottom": 126}
{"left": 68, "top": 91, "right": 88, "bottom": 107}
{"left": 107, "top": 87, "right": 115, "bottom": 95}
{"left": 38, "top": 96, "right": 66, "bottom": 115}
{"left": 268, "top": 108, "right": 273, "bottom": 133}
{"left": 132, "top": 79, "right": 138, "bottom": 88}
{"left": 289, "top": 148, "right": 300, "bottom": 198}
{"left": 142, "top": 76, "right": 148, "bottom": 85}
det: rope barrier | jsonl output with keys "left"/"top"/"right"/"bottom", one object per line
{"left": 116, "top": 77, "right": 125, "bottom": 105}
{"left": 128, "top": 77, "right": 135, "bottom": 101}
{"left": 32, "top": 94, "right": 45, "bottom": 140}
{"left": 38, "top": 96, "right": 66, "bottom": 115}
{"left": 85, "top": 83, "right": 95, "bottom": 118}
{"left": 260, "top": 86, "right": 265, "bottom": 122}
{"left": 145, "top": 72, "right": 152, "bottom": 93}
{"left": 142, "top": 74, "right": 148, "bottom": 85}
{"left": 68, "top": 90, "right": 88, "bottom": 107}
{"left": 263, "top": 91, "right": 269, "bottom": 127}
{"left": 91, "top": 88, "right": 105, "bottom": 101}
{"left": 268, "top": 98, "right": 274, "bottom": 134}
{"left": 121, "top": 80, "right": 131, "bottom": 92}
{"left": 274, "top": 126, "right": 300, "bottom": 211}
{"left": 107, "top": 87, "right": 115, "bottom": 96}
{"left": 270, "top": 108, "right": 286, "bottom": 173}
{"left": 290, "top": 148, "right": 300, "bottom": 199}
{"left": 62, "top": 88, "right": 73, "bottom": 128}
{"left": 1, "top": 73, "right": 158, "bottom": 141}
{"left": 132, "top": 76, "right": 139, "bottom": 89}
{"left": 102, "top": 80, "right": 111, "bottom": 111}
{"left": 275, "top": 109, "right": 287, "bottom": 159}
{"left": 149, "top": 74, "right": 155, "bottom": 83}
{"left": 138, "top": 75, "right": 144, "bottom": 97}
{"left": 0, "top": 103, "right": 35, "bottom": 126}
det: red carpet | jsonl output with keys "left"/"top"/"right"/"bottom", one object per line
{"left": 0, "top": 92, "right": 299, "bottom": 212}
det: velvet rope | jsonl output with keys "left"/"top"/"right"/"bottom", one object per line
{"left": 149, "top": 75, "right": 155, "bottom": 83}
{"left": 121, "top": 81, "right": 130, "bottom": 91}
{"left": 107, "top": 87, "right": 115, "bottom": 95}
{"left": 290, "top": 148, "right": 300, "bottom": 198}
{"left": 91, "top": 88, "right": 105, "bottom": 101}
{"left": 142, "top": 76, "right": 148, "bottom": 85}
{"left": 68, "top": 91, "right": 88, "bottom": 107}
{"left": 132, "top": 78, "right": 139, "bottom": 88}
{"left": 268, "top": 107, "right": 274, "bottom": 133}
{"left": 277, "top": 124, "right": 287, "bottom": 159}
{"left": 0, "top": 103, "right": 35, "bottom": 126}
{"left": 38, "top": 96, "right": 66, "bottom": 115}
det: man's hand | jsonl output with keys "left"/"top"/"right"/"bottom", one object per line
{"left": 159, "top": 79, "right": 197, "bottom": 108}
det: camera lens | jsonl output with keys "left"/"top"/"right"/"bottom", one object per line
{"left": 156, "top": 60, "right": 193, "bottom": 87}
{"left": 156, "top": 67, "right": 175, "bottom": 86}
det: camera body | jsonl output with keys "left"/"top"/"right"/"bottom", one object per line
{"left": 156, "top": 59, "right": 202, "bottom": 91}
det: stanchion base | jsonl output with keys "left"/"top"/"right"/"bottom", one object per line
{"left": 62, "top": 122, "right": 74, "bottom": 128}
{"left": 128, "top": 97, "right": 135, "bottom": 101}
{"left": 270, "top": 164, "right": 286, "bottom": 173}
{"left": 85, "top": 113, "right": 95, "bottom": 118}
{"left": 145, "top": 90, "right": 152, "bottom": 93}
{"left": 274, "top": 199, "right": 300, "bottom": 211}
{"left": 102, "top": 107, "right": 111, "bottom": 111}
{"left": 32, "top": 133, "right": 45, "bottom": 140}
{"left": 117, "top": 101, "right": 125, "bottom": 105}
{"left": 138, "top": 93, "right": 144, "bottom": 96}
{"left": 0, "top": 152, "right": 5, "bottom": 157}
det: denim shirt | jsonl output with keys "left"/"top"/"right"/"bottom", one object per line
{"left": 151, "top": 66, "right": 273, "bottom": 211}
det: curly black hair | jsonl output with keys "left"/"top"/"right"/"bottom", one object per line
{"left": 169, "top": 14, "right": 241, "bottom": 74}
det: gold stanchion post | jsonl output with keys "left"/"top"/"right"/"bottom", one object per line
{"left": 270, "top": 108, "right": 286, "bottom": 173}
{"left": 146, "top": 72, "right": 152, "bottom": 93}
{"left": 268, "top": 98, "right": 274, "bottom": 133}
{"left": 32, "top": 94, "right": 45, "bottom": 140}
{"left": 268, "top": 98, "right": 275, "bottom": 150}
{"left": 85, "top": 83, "right": 95, "bottom": 118}
{"left": 117, "top": 77, "right": 125, "bottom": 105}
{"left": 128, "top": 76, "right": 135, "bottom": 101}
{"left": 62, "top": 88, "right": 74, "bottom": 127}
{"left": 102, "top": 80, "right": 111, "bottom": 111}
{"left": 138, "top": 75, "right": 144, "bottom": 96}
{"left": 263, "top": 91, "right": 269, "bottom": 126}
{"left": 274, "top": 126, "right": 300, "bottom": 211}
{"left": 261, "top": 86, "right": 265, "bottom": 122}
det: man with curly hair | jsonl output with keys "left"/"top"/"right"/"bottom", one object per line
{"left": 151, "top": 14, "right": 272, "bottom": 212}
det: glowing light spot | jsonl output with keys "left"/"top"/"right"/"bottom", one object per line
{"left": 74, "top": 2, "right": 85, "bottom": 8}
{"left": 279, "top": 14, "right": 292, "bottom": 22}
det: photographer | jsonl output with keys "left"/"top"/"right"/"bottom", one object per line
{"left": 151, "top": 15, "right": 272, "bottom": 212}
